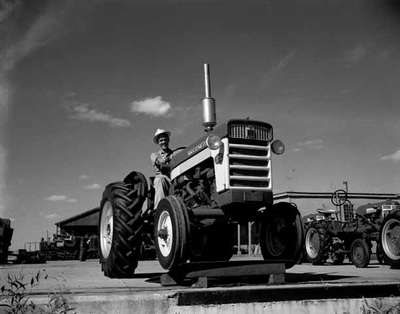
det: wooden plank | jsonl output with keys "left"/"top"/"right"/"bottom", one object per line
{"left": 185, "top": 263, "right": 284, "bottom": 279}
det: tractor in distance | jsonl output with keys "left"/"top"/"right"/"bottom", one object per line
{"left": 98, "top": 64, "right": 304, "bottom": 278}
{"left": 304, "top": 189, "right": 400, "bottom": 268}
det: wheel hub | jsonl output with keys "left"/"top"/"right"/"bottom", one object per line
{"left": 306, "top": 229, "right": 320, "bottom": 259}
{"left": 100, "top": 201, "right": 113, "bottom": 259}
{"left": 157, "top": 210, "right": 173, "bottom": 257}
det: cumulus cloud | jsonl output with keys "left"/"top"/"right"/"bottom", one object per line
{"left": 380, "top": 150, "right": 400, "bottom": 163}
{"left": 45, "top": 195, "right": 77, "bottom": 203}
{"left": 345, "top": 43, "right": 368, "bottom": 64}
{"left": 131, "top": 96, "right": 171, "bottom": 117}
{"left": 44, "top": 213, "right": 60, "bottom": 220}
{"left": 293, "top": 139, "right": 324, "bottom": 152}
{"left": 69, "top": 103, "right": 131, "bottom": 128}
{"left": 79, "top": 174, "right": 89, "bottom": 180}
{"left": 83, "top": 183, "right": 101, "bottom": 190}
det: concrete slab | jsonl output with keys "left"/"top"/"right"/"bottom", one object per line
{"left": 1, "top": 257, "right": 400, "bottom": 313}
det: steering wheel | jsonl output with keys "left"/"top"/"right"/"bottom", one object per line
{"left": 331, "top": 189, "right": 348, "bottom": 206}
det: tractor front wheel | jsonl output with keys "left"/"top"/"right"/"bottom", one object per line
{"left": 350, "top": 238, "right": 370, "bottom": 268}
{"left": 154, "top": 196, "right": 189, "bottom": 271}
{"left": 260, "top": 202, "right": 304, "bottom": 268}
{"left": 380, "top": 210, "right": 400, "bottom": 268}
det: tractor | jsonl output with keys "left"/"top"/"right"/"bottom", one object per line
{"left": 304, "top": 189, "right": 400, "bottom": 268}
{"left": 98, "top": 64, "right": 304, "bottom": 278}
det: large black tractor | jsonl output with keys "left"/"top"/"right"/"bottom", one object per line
{"left": 98, "top": 64, "right": 304, "bottom": 278}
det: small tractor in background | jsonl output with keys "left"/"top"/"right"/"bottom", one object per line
{"left": 303, "top": 189, "right": 400, "bottom": 268}
{"left": 98, "top": 64, "right": 304, "bottom": 279}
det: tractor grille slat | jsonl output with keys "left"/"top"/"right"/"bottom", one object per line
{"left": 228, "top": 142, "right": 271, "bottom": 190}
{"left": 228, "top": 122, "right": 272, "bottom": 142}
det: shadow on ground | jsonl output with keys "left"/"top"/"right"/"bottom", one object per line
{"left": 143, "top": 271, "right": 357, "bottom": 288}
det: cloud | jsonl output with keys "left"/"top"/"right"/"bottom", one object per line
{"left": 69, "top": 103, "right": 131, "bottom": 128}
{"left": 380, "top": 150, "right": 400, "bottom": 163}
{"left": 259, "top": 50, "right": 296, "bottom": 88}
{"left": 83, "top": 183, "right": 101, "bottom": 190}
{"left": 44, "top": 213, "right": 60, "bottom": 220}
{"left": 45, "top": 195, "right": 77, "bottom": 203}
{"left": 345, "top": 44, "right": 368, "bottom": 64}
{"left": 79, "top": 174, "right": 89, "bottom": 180}
{"left": 131, "top": 96, "right": 172, "bottom": 117}
{"left": 293, "top": 139, "right": 324, "bottom": 152}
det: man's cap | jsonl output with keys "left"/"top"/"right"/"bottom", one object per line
{"left": 153, "top": 128, "right": 171, "bottom": 144}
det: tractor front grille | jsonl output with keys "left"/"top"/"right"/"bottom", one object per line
{"left": 228, "top": 121, "right": 272, "bottom": 142}
{"left": 228, "top": 143, "right": 271, "bottom": 191}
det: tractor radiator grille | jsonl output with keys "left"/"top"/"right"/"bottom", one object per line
{"left": 228, "top": 122, "right": 272, "bottom": 142}
{"left": 228, "top": 143, "right": 271, "bottom": 190}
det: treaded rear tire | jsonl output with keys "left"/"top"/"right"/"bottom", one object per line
{"left": 305, "top": 226, "right": 328, "bottom": 265}
{"left": 99, "top": 172, "right": 148, "bottom": 278}
{"left": 379, "top": 210, "right": 400, "bottom": 268}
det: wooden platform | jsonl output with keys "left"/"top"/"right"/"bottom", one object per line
{"left": 161, "top": 260, "right": 285, "bottom": 288}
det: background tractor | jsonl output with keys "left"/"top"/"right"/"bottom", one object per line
{"left": 303, "top": 189, "right": 400, "bottom": 268}
{"left": 98, "top": 64, "right": 304, "bottom": 278}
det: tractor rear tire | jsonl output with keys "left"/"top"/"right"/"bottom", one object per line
{"left": 154, "top": 196, "right": 189, "bottom": 271}
{"left": 260, "top": 202, "right": 304, "bottom": 269}
{"left": 380, "top": 210, "right": 400, "bottom": 268}
{"left": 99, "top": 172, "right": 148, "bottom": 278}
{"left": 305, "top": 227, "right": 327, "bottom": 265}
{"left": 350, "top": 238, "right": 370, "bottom": 268}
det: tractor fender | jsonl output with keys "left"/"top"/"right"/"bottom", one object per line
{"left": 270, "top": 202, "right": 299, "bottom": 219}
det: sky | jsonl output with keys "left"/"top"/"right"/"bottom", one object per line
{"left": 1, "top": 0, "right": 400, "bottom": 249}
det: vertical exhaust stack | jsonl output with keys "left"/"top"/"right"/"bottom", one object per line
{"left": 202, "top": 63, "right": 216, "bottom": 132}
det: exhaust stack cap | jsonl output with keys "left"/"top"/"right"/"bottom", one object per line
{"left": 202, "top": 63, "right": 216, "bottom": 132}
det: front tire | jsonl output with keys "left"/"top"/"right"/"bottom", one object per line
{"left": 154, "top": 196, "right": 189, "bottom": 271}
{"left": 99, "top": 172, "right": 148, "bottom": 278}
{"left": 260, "top": 202, "right": 304, "bottom": 268}
{"left": 350, "top": 238, "right": 370, "bottom": 268}
{"left": 380, "top": 210, "right": 400, "bottom": 268}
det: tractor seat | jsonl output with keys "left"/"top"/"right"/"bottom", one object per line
{"left": 317, "top": 208, "right": 338, "bottom": 215}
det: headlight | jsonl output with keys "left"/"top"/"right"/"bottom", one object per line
{"left": 206, "top": 135, "right": 223, "bottom": 150}
{"left": 271, "top": 139, "right": 285, "bottom": 155}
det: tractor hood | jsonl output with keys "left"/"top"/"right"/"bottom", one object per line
{"left": 170, "top": 119, "right": 273, "bottom": 170}
{"left": 355, "top": 199, "right": 400, "bottom": 216}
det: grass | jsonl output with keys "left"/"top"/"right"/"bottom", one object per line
{"left": 0, "top": 270, "right": 75, "bottom": 314}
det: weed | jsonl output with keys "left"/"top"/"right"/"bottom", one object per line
{"left": 0, "top": 270, "right": 75, "bottom": 314}
{"left": 361, "top": 297, "right": 400, "bottom": 314}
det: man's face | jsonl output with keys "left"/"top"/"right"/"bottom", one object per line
{"left": 158, "top": 135, "right": 169, "bottom": 150}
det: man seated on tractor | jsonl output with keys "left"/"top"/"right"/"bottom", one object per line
{"left": 151, "top": 128, "right": 173, "bottom": 208}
